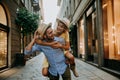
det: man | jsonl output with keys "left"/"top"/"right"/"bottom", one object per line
{"left": 24, "top": 23, "right": 71, "bottom": 80}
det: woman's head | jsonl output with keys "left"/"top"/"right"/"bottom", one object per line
{"left": 56, "top": 17, "right": 70, "bottom": 34}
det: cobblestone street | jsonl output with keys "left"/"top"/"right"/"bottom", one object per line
{"left": 0, "top": 53, "right": 119, "bottom": 80}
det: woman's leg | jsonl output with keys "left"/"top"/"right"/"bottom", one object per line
{"left": 42, "top": 56, "right": 49, "bottom": 76}
{"left": 42, "top": 67, "right": 48, "bottom": 76}
{"left": 65, "top": 51, "right": 79, "bottom": 77}
{"left": 65, "top": 51, "right": 74, "bottom": 64}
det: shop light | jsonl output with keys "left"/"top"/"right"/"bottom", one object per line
{"left": 112, "top": 41, "right": 115, "bottom": 44}
{"left": 112, "top": 26, "right": 116, "bottom": 29}
{"left": 102, "top": 3, "right": 107, "bottom": 9}
{"left": 112, "top": 34, "right": 115, "bottom": 36}
{"left": 118, "top": 52, "right": 120, "bottom": 55}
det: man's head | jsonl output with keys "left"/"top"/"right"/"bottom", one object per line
{"left": 36, "top": 23, "right": 54, "bottom": 41}
{"left": 56, "top": 17, "right": 70, "bottom": 34}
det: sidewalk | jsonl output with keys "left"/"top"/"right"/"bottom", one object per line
{"left": 0, "top": 53, "right": 119, "bottom": 80}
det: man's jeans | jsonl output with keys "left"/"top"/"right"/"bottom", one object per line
{"left": 48, "top": 66, "right": 71, "bottom": 80}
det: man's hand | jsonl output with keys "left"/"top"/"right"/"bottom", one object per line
{"left": 25, "top": 31, "right": 38, "bottom": 50}
{"left": 34, "top": 31, "right": 39, "bottom": 40}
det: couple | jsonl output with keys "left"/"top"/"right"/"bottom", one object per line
{"left": 24, "top": 18, "right": 79, "bottom": 80}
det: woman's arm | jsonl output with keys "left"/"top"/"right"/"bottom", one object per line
{"left": 35, "top": 39, "right": 58, "bottom": 46}
{"left": 35, "top": 38, "right": 68, "bottom": 49}
{"left": 35, "top": 39, "right": 55, "bottom": 46}
{"left": 49, "top": 41, "right": 70, "bottom": 50}
{"left": 60, "top": 41, "right": 70, "bottom": 50}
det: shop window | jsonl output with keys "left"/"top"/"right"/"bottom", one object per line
{"left": 86, "top": 1, "right": 97, "bottom": 62}
{"left": 102, "top": 0, "right": 120, "bottom": 60}
{"left": 0, "top": 5, "right": 7, "bottom": 25}
{"left": 0, "top": 30, "right": 7, "bottom": 67}
{"left": 102, "top": 0, "right": 109, "bottom": 59}
{"left": 79, "top": 19, "right": 85, "bottom": 58}
{"left": 0, "top": 4, "right": 8, "bottom": 69}
{"left": 113, "top": 0, "right": 120, "bottom": 59}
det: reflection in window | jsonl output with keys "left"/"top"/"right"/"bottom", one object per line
{"left": 79, "top": 19, "right": 85, "bottom": 58}
{"left": 113, "top": 0, "right": 120, "bottom": 59}
{"left": 0, "top": 5, "right": 7, "bottom": 25}
{"left": 0, "top": 30, "right": 7, "bottom": 67}
{"left": 102, "top": 0, "right": 120, "bottom": 60}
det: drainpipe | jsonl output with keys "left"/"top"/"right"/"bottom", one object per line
{"left": 96, "top": 0, "right": 104, "bottom": 67}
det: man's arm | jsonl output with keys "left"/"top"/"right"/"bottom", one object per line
{"left": 24, "top": 31, "right": 38, "bottom": 55}
{"left": 24, "top": 38, "right": 35, "bottom": 60}
{"left": 25, "top": 38, "right": 35, "bottom": 50}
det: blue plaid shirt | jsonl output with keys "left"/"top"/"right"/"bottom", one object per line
{"left": 25, "top": 37, "right": 67, "bottom": 76}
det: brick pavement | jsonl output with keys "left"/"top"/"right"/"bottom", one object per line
{"left": 0, "top": 53, "right": 119, "bottom": 80}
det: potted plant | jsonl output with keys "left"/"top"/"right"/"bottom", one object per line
{"left": 15, "top": 7, "right": 39, "bottom": 53}
{"left": 15, "top": 8, "right": 39, "bottom": 66}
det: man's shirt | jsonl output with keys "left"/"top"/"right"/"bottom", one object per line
{"left": 24, "top": 37, "right": 67, "bottom": 76}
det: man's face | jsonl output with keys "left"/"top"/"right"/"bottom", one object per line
{"left": 44, "top": 27, "right": 54, "bottom": 40}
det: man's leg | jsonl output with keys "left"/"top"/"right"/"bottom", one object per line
{"left": 62, "top": 66, "right": 71, "bottom": 80}
{"left": 48, "top": 72, "right": 59, "bottom": 80}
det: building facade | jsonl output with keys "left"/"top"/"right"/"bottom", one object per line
{"left": 57, "top": 0, "right": 120, "bottom": 77}
{"left": 0, "top": 0, "right": 43, "bottom": 71}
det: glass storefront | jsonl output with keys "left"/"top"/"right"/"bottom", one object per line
{"left": 102, "top": 0, "right": 120, "bottom": 72}
{"left": 0, "top": 4, "right": 7, "bottom": 25}
{"left": 0, "top": 4, "right": 8, "bottom": 69}
{"left": 113, "top": 0, "right": 120, "bottom": 60}
{"left": 85, "top": 1, "right": 98, "bottom": 63}
{"left": 78, "top": 19, "right": 85, "bottom": 58}
{"left": 78, "top": 1, "right": 98, "bottom": 64}
{"left": 0, "top": 30, "right": 7, "bottom": 67}
{"left": 102, "top": 0, "right": 120, "bottom": 60}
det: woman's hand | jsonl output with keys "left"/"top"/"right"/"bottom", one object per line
{"left": 51, "top": 42, "right": 62, "bottom": 49}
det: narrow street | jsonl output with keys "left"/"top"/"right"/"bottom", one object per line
{"left": 0, "top": 53, "right": 119, "bottom": 80}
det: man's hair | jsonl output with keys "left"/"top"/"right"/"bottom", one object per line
{"left": 44, "top": 26, "right": 51, "bottom": 35}
{"left": 43, "top": 26, "right": 51, "bottom": 39}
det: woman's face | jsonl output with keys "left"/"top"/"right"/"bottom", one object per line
{"left": 56, "top": 21, "right": 66, "bottom": 34}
